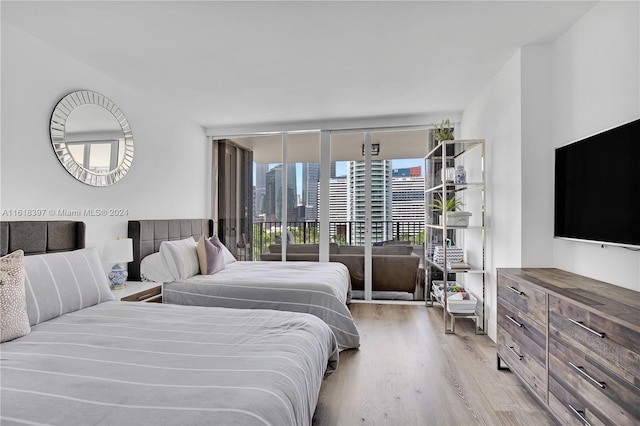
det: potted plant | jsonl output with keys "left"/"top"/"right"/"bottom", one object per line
{"left": 428, "top": 193, "right": 471, "bottom": 228}
{"left": 433, "top": 118, "right": 454, "bottom": 142}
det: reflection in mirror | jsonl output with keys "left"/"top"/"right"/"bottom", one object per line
{"left": 50, "top": 90, "right": 133, "bottom": 186}
{"left": 65, "top": 104, "right": 125, "bottom": 174}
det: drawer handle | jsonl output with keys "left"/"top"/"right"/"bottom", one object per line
{"left": 569, "top": 362, "right": 606, "bottom": 389}
{"left": 568, "top": 319, "right": 605, "bottom": 338}
{"left": 505, "top": 315, "right": 523, "bottom": 327}
{"left": 507, "top": 286, "right": 523, "bottom": 295}
{"left": 505, "top": 344, "right": 523, "bottom": 360}
{"left": 568, "top": 404, "right": 592, "bottom": 426}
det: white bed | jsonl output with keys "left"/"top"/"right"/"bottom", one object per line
{"left": 1, "top": 301, "right": 338, "bottom": 426}
{"left": 162, "top": 260, "right": 360, "bottom": 351}
{"left": 128, "top": 220, "right": 360, "bottom": 351}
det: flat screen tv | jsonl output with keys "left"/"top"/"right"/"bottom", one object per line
{"left": 554, "top": 117, "right": 640, "bottom": 248}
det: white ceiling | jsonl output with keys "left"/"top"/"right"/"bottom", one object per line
{"left": 2, "top": 1, "right": 596, "bottom": 130}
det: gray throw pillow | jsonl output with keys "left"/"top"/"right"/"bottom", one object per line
{"left": 23, "top": 248, "right": 115, "bottom": 326}
{"left": 196, "top": 235, "right": 226, "bottom": 275}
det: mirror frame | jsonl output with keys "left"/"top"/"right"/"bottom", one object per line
{"left": 50, "top": 90, "right": 134, "bottom": 186}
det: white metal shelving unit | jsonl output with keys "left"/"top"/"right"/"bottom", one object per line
{"left": 424, "top": 139, "right": 486, "bottom": 334}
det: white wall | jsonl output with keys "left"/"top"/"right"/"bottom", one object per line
{"left": 461, "top": 1, "right": 639, "bottom": 341}
{"left": 460, "top": 50, "right": 523, "bottom": 340}
{"left": 521, "top": 45, "right": 554, "bottom": 268}
{"left": 551, "top": 1, "right": 640, "bottom": 291}
{"left": 1, "top": 23, "right": 210, "bottom": 267}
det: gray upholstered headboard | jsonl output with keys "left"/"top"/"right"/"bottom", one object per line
{"left": 127, "top": 219, "right": 214, "bottom": 281}
{"left": 1, "top": 221, "right": 86, "bottom": 256}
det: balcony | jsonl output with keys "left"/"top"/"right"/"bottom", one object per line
{"left": 247, "top": 220, "right": 424, "bottom": 260}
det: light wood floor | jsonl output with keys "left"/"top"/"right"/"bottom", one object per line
{"left": 313, "top": 303, "right": 555, "bottom": 426}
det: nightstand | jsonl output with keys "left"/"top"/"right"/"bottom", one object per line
{"left": 112, "top": 281, "right": 162, "bottom": 303}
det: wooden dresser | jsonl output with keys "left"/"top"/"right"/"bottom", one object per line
{"left": 496, "top": 268, "right": 639, "bottom": 425}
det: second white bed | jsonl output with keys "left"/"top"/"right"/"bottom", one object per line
{"left": 162, "top": 261, "right": 360, "bottom": 351}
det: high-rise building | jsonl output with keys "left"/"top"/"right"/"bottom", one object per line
{"left": 301, "top": 162, "right": 319, "bottom": 221}
{"left": 255, "top": 163, "right": 269, "bottom": 192}
{"left": 325, "top": 177, "right": 347, "bottom": 222}
{"left": 254, "top": 163, "right": 270, "bottom": 219}
{"left": 264, "top": 167, "right": 277, "bottom": 222}
{"left": 392, "top": 176, "right": 425, "bottom": 223}
{"left": 318, "top": 176, "right": 348, "bottom": 243}
{"left": 347, "top": 160, "right": 392, "bottom": 244}
{"left": 263, "top": 164, "right": 297, "bottom": 222}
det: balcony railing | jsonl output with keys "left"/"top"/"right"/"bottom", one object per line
{"left": 249, "top": 220, "right": 424, "bottom": 260}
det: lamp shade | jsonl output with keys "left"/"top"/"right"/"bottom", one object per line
{"left": 103, "top": 238, "right": 133, "bottom": 264}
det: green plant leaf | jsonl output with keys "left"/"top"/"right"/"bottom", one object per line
{"left": 432, "top": 118, "right": 454, "bottom": 142}
{"left": 427, "top": 193, "right": 464, "bottom": 212}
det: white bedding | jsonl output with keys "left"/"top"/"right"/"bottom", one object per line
{"left": 0, "top": 301, "right": 338, "bottom": 426}
{"left": 162, "top": 261, "right": 360, "bottom": 350}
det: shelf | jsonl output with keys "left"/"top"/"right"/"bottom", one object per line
{"left": 424, "top": 224, "right": 484, "bottom": 231}
{"left": 425, "top": 138, "right": 485, "bottom": 160}
{"left": 425, "top": 259, "right": 485, "bottom": 273}
{"left": 424, "top": 138, "right": 486, "bottom": 335}
{"left": 428, "top": 289, "right": 483, "bottom": 334}
{"left": 424, "top": 182, "right": 485, "bottom": 193}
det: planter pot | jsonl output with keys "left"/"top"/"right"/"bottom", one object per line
{"left": 445, "top": 211, "right": 472, "bottom": 228}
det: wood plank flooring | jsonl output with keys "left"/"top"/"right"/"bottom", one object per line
{"left": 313, "top": 302, "right": 555, "bottom": 426}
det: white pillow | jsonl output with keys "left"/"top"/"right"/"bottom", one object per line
{"left": 214, "top": 235, "right": 237, "bottom": 265}
{"left": 140, "top": 252, "right": 175, "bottom": 283}
{"left": 159, "top": 237, "right": 200, "bottom": 281}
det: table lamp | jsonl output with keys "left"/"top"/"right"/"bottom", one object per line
{"left": 103, "top": 237, "right": 133, "bottom": 290}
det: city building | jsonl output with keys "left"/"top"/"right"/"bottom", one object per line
{"left": 347, "top": 160, "right": 392, "bottom": 244}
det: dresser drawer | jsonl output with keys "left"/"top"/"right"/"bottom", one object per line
{"left": 497, "top": 272, "right": 547, "bottom": 328}
{"left": 548, "top": 295, "right": 639, "bottom": 389}
{"left": 497, "top": 311, "right": 547, "bottom": 403}
{"left": 497, "top": 297, "right": 546, "bottom": 365}
{"left": 549, "top": 375, "right": 609, "bottom": 426}
{"left": 549, "top": 334, "right": 639, "bottom": 425}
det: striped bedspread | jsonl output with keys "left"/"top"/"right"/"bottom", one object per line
{"left": 163, "top": 261, "right": 360, "bottom": 351}
{"left": 0, "top": 301, "right": 338, "bottom": 426}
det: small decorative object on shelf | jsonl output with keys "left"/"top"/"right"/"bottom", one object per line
{"left": 445, "top": 167, "right": 456, "bottom": 183}
{"left": 455, "top": 165, "right": 467, "bottom": 184}
{"left": 103, "top": 237, "right": 133, "bottom": 290}
{"left": 447, "top": 292, "right": 477, "bottom": 314}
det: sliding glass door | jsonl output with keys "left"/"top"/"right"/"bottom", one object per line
{"left": 370, "top": 129, "right": 429, "bottom": 300}
{"left": 214, "top": 126, "right": 428, "bottom": 300}
{"left": 328, "top": 131, "right": 374, "bottom": 299}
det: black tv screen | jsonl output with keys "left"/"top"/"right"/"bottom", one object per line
{"left": 554, "top": 118, "right": 640, "bottom": 248}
